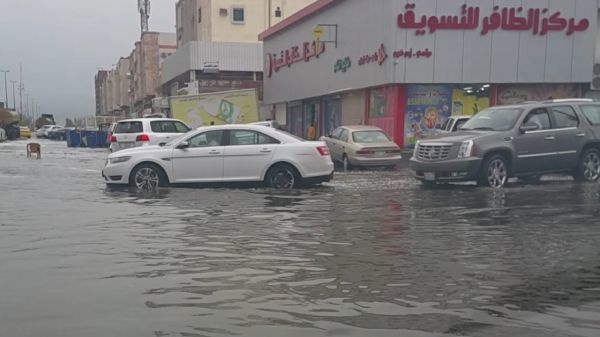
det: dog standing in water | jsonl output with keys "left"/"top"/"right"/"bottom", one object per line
{"left": 27, "top": 143, "right": 41, "bottom": 159}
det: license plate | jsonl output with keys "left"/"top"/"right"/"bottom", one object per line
{"left": 119, "top": 142, "right": 135, "bottom": 149}
{"left": 424, "top": 172, "right": 436, "bottom": 181}
{"left": 375, "top": 151, "right": 386, "bottom": 157}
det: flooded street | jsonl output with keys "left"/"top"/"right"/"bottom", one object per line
{"left": 1, "top": 139, "right": 600, "bottom": 337}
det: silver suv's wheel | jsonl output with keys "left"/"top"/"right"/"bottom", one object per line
{"left": 479, "top": 155, "right": 508, "bottom": 188}
{"left": 574, "top": 148, "right": 600, "bottom": 182}
{"left": 130, "top": 164, "right": 165, "bottom": 190}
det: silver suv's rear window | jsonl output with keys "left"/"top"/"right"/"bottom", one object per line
{"left": 115, "top": 121, "right": 143, "bottom": 133}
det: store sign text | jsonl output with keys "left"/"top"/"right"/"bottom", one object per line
{"left": 398, "top": 3, "right": 589, "bottom": 36}
{"left": 358, "top": 44, "right": 388, "bottom": 66}
{"left": 334, "top": 57, "right": 351, "bottom": 73}
{"left": 265, "top": 41, "right": 326, "bottom": 78}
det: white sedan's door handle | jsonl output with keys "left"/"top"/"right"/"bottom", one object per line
{"left": 209, "top": 150, "right": 221, "bottom": 155}
{"left": 260, "top": 148, "right": 273, "bottom": 153}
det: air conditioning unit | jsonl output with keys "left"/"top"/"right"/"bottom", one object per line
{"left": 219, "top": 8, "right": 228, "bottom": 16}
{"left": 592, "top": 63, "right": 600, "bottom": 90}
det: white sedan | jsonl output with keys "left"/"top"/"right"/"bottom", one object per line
{"left": 102, "top": 124, "right": 334, "bottom": 189}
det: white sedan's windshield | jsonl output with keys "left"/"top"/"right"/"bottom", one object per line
{"left": 460, "top": 108, "right": 523, "bottom": 131}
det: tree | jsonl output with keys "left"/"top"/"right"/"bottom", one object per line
{"left": 65, "top": 118, "right": 75, "bottom": 127}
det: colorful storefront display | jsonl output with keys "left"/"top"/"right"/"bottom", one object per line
{"left": 451, "top": 89, "right": 490, "bottom": 116}
{"left": 496, "top": 84, "right": 582, "bottom": 105}
{"left": 404, "top": 85, "right": 452, "bottom": 147}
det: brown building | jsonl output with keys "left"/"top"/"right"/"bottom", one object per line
{"left": 95, "top": 32, "right": 176, "bottom": 118}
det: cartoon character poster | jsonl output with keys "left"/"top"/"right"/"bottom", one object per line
{"left": 404, "top": 85, "right": 452, "bottom": 148}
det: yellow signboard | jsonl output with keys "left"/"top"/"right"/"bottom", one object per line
{"left": 170, "top": 89, "right": 259, "bottom": 128}
{"left": 312, "top": 25, "right": 323, "bottom": 40}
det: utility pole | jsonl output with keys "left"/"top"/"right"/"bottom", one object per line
{"left": 9, "top": 80, "right": 17, "bottom": 110}
{"left": 19, "top": 64, "right": 23, "bottom": 115}
{"left": 24, "top": 93, "right": 29, "bottom": 119}
{"left": 0, "top": 70, "right": 9, "bottom": 109}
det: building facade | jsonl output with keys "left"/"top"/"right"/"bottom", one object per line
{"left": 261, "top": 0, "right": 600, "bottom": 146}
{"left": 175, "top": 0, "right": 316, "bottom": 46}
{"left": 95, "top": 32, "right": 176, "bottom": 117}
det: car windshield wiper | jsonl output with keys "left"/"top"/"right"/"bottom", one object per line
{"left": 468, "top": 127, "right": 495, "bottom": 131}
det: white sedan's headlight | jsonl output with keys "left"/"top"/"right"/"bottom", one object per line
{"left": 458, "top": 140, "right": 474, "bottom": 158}
{"left": 109, "top": 156, "right": 132, "bottom": 164}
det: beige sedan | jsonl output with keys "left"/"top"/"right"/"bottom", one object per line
{"left": 321, "top": 125, "right": 402, "bottom": 170}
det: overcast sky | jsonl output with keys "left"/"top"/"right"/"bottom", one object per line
{"left": 0, "top": 0, "right": 176, "bottom": 122}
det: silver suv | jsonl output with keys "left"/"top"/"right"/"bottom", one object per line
{"left": 410, "top": 99, "right": 600, "bottom": 188}
{"left": 109, "top": 118, "right": 190, "bottom": 152}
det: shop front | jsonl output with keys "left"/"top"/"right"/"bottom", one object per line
{"left": 260, "top": 0, "right": 598, "bottom": 147}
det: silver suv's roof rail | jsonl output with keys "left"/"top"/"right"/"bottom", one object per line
{"left": 542, "top": 98, "right": 595, "bottom": 103}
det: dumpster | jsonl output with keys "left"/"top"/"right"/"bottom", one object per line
{"left": 66, "top": 130, "right": 81, "bottom": 147}
{"left": 85, "top": 131, "right": 99, "bottom": 148}
{"left": 98, "top": 131, "right": 109, "bottom": 148}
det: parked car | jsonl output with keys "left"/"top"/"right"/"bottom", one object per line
{"left": 19, "top": 126, "right": 32, "bottom": 139}
{"left": 48, "top": 127, "right": 72, "bottom": 140}
{"left": 320, "top": 125, "right": 402, "bottom": 170}
{"left": 109, "top": 118, "right": 191, "bottom": 153}
{"left": 102, "top": 124, "right": 334, "bottom": 189}
{"left": 0, "top": 127, "right": 6, "bottom": 142}
{"left": 36, "top": 125, "right": 63, "bottom": 138}
{"left": 410, "top": 99, "right": 600, "bottom": 188}
{"left": 438, "top": 115, "right": 471, "bottom": 133}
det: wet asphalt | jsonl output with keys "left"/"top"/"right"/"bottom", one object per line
{"left": 1, "top": 139, "right": 599, "bottom": 337}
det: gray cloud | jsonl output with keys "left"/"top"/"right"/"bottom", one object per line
{"left": 0, "top": 0, "right": 176, "bottom": 123}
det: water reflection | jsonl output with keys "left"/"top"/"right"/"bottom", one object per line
{"left": 0, "top": 142, "right": 599, "bottom": 337}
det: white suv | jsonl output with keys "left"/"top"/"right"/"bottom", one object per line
{"left": 109, "top": 118, "right": 191, "bottom": 152}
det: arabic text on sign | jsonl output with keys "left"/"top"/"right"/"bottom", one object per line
{"left": 397, "top": 3, "right": 589, "bottom": 36}
{"left": 265, "top": 40, "right": 326, "bottom": 78}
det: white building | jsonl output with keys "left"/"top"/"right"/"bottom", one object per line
{"left": 261, "top": 0, "right": 600, "bottom": 146}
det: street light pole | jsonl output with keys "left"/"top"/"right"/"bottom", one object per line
{"left": 0, "top": 70, "right": 10, "bottom": 109}
{"left": 9, "top": 80, "right": 17, "bottom": 110}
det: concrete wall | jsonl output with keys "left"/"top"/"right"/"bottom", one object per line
{"left": 176, "top": 0, "right": 316, "bottom": 44}
{"left": 263, "top": 0, "right": 598, "bottom": 104}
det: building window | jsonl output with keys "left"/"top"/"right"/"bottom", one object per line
{"left": 198, "top": 8, "right": 202, "bottom": 23}
{"left": 275, "top": 7, "right": 282, "bottom": 18}
{"left": 232, "top": 7, "right": 245, "bottom": 24}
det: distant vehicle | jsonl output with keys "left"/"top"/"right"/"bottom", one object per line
{"left": 410, "top": 99, "right": 600, "bottom": 188}
{"left": 36, "top": 125, "right": 63, "bottom": 138}
{"left": 109, "top": 118, "right": 191, "bottom": 153}
{"left": 0, "top": 127, "right": 6, "bottom": 142}
{"left": 48, "top": 127, "right": 72, "bottom": 140}
{"left": 321, "top": 125, "right": 402, "bottom": 170}
{"left": 438, "top": 115, "right": 471, "bottom": 133}
{"left": 19, "top": 126, "right": 32, "bottom": 139}
{"left": 102, "top": 124, "right": 334, "bottom": 189}
{"left": 0, "top": 108, "right": 20, "bottom": 140}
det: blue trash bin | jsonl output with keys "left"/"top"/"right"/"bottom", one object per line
{"left": 85, "top": 131, "right": 99, "bottom": 148}
{"left": 66, "top": 130, "right": 81, "bottom": 147}
{"left": 98, "top": 131, "right": 109, "bottom": 148}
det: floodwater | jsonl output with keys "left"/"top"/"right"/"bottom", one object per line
{"left": 1, "top": 139, "right": 600, "bottom": 337}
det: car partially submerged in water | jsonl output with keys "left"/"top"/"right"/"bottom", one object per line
{"left": 410, "top": 99, "right": 600, "bottom": 188}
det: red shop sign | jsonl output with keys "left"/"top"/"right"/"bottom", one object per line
{"left": 398, "top": 3, "right": 589, "bottom": 36}
{"left": 265, "top": 40, "right": 326, "bottom": 78}
{"left": 358, "top": 44, "right": 388, "bottom": 66}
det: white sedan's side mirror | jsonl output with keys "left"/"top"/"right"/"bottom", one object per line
{"left": 176, "top": 141, "right": 189, "bottom": 149}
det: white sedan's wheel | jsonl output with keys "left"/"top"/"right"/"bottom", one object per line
{"left": 131, "top": 164, "right": 164, "bottom": 190}
{"left": 266, "top": 164, "right": 298, "bottom": 189}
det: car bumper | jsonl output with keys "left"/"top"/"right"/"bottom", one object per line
{"left": 409, "top": 157, "right": 482, "bottom": 182}
{"left": 102, "top": 162, "right": 131, "bottom": 185}
{"left": 349, "top": 155, "right": 403, "bottom": 167}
